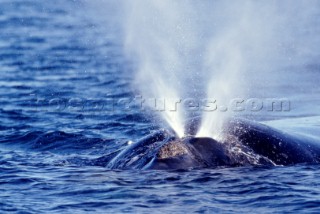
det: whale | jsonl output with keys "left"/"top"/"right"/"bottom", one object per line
{"left": 94, "top": 118, "right": 320, "bottom": 170}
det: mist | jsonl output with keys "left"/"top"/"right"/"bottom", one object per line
{"left": 86, "top": 0, "right": 320, "bottom": 139}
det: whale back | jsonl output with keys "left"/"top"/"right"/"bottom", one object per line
{"left": 94, "top": 118, "right": 320, "bottom": 169}
{"left": 228, "top": 119, "right": 320, "bottom": 165}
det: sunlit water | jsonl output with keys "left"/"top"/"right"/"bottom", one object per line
{"left": 1, "top": 1, "right": 320, "bottom": 213}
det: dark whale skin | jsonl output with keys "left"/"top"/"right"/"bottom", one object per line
{"left": 95, "top": 118, "right": 320, "bottom": 169}
{"left": 228, "top": 119, "right": 320, "bottom": 165}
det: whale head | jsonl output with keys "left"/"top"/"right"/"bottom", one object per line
{"left": 149, "top": 137, "right": 232, "bottom": 169}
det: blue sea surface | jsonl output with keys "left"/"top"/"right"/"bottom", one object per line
{"left": 1, "top": 0, "right": 320, "bottom": 213}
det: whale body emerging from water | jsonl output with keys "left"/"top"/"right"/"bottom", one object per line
{"left": 94, "top": 118, "right": 320, "bottom": 169}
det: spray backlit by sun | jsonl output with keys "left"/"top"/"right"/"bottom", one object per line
{"left": 123, "top": 0, "right": 198, "bottom": 137}
{"left": 120, "top": 0, "right": 320, "bottom": 139}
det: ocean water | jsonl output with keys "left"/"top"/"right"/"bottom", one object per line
{"left": 1, "top": 0, "right": 320, "bottom": 213}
